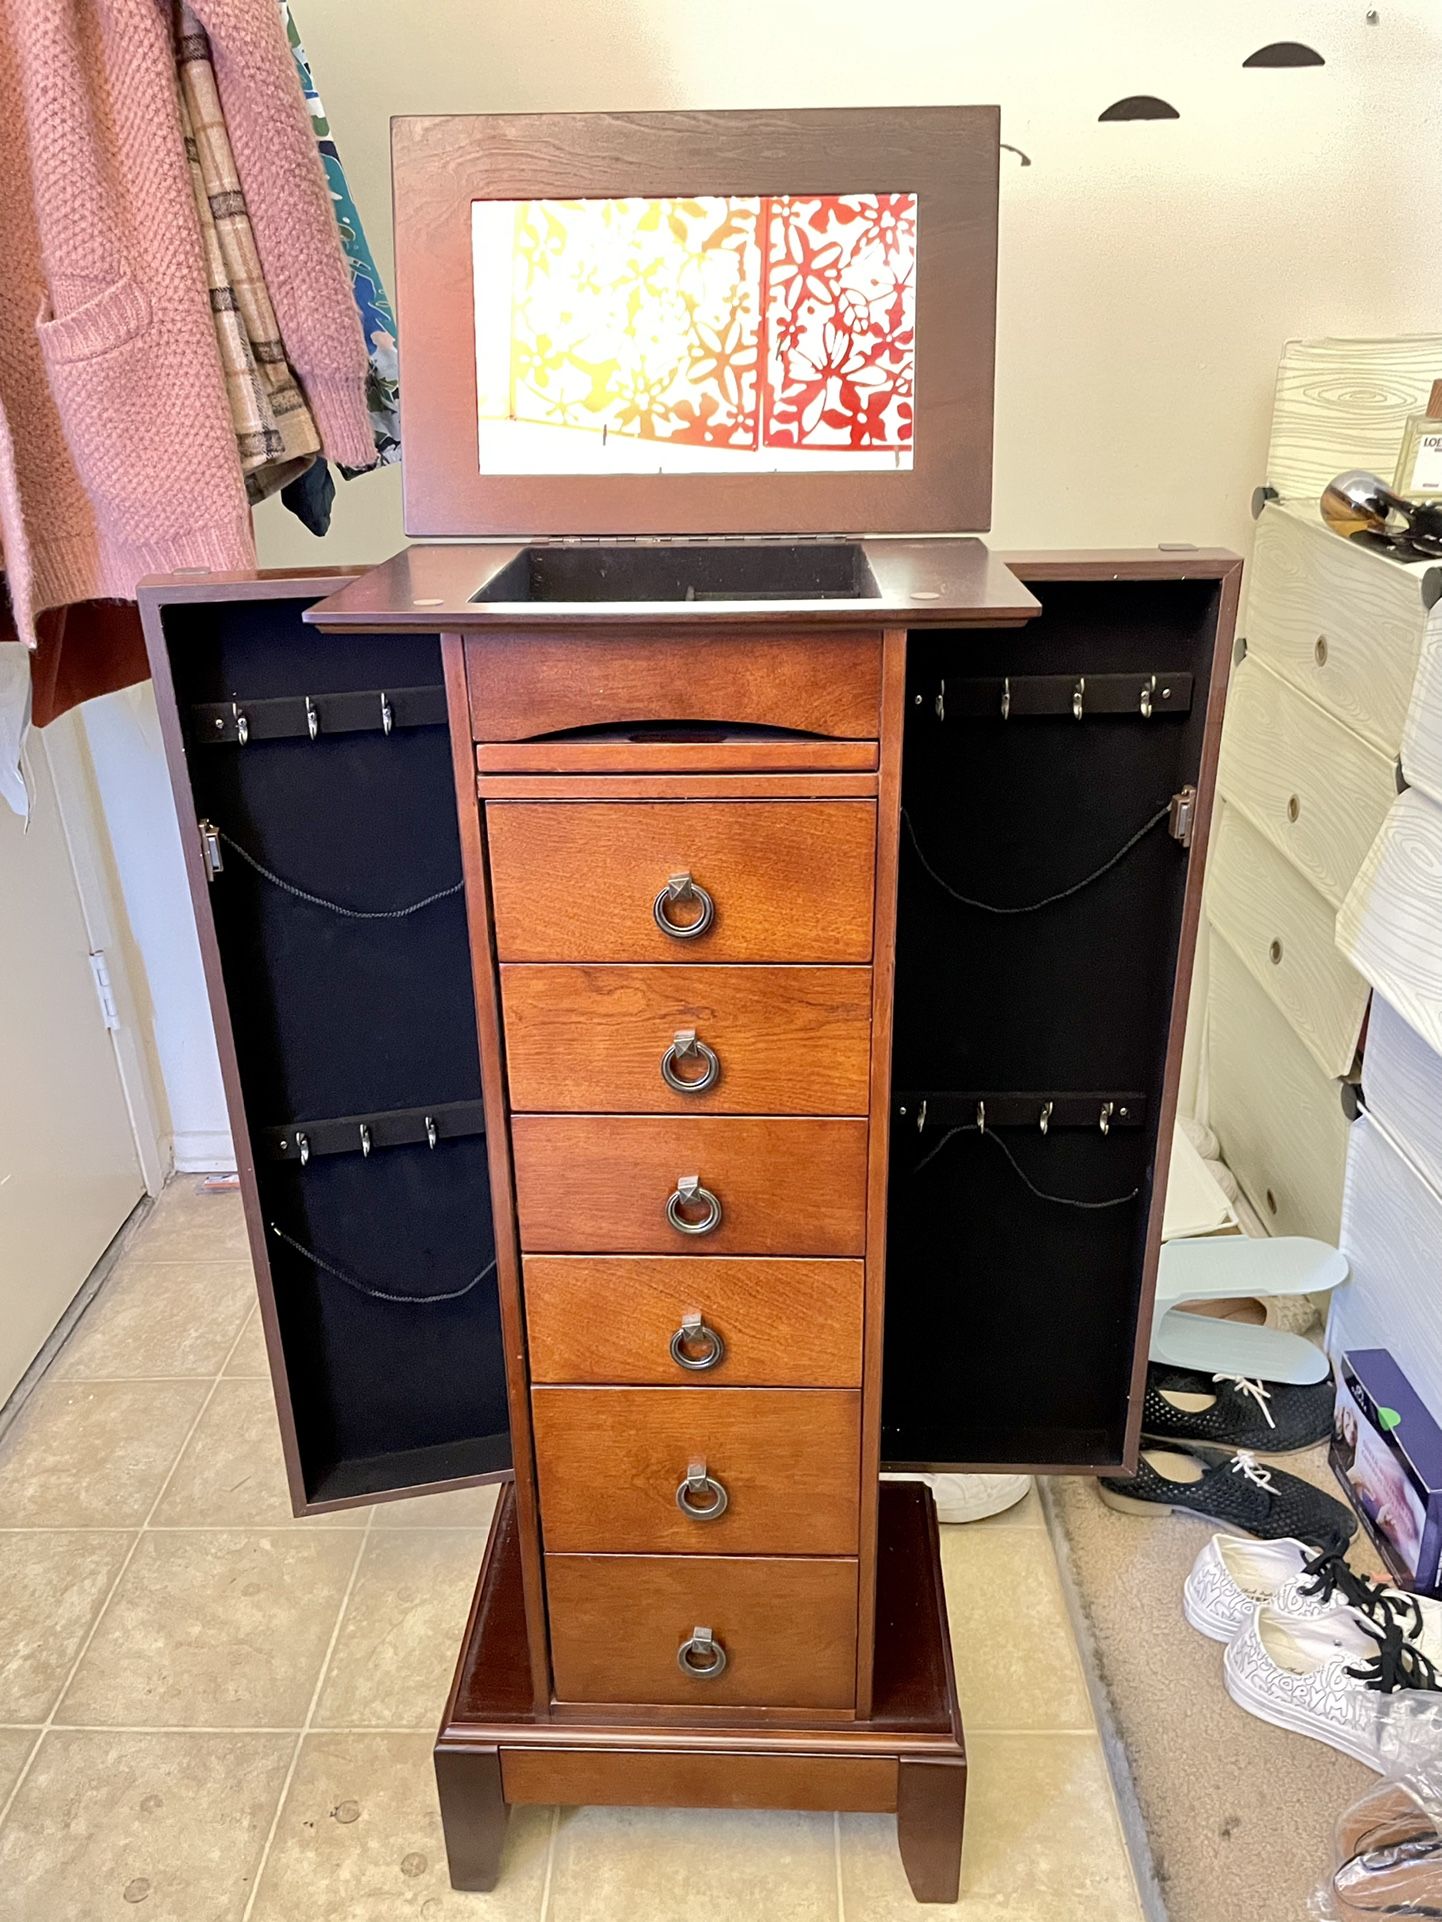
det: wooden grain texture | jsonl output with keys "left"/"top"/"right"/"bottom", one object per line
{"left": 544, "top": 1551, "right": 859, "bottom": 1709}
{"left": 532, "top": 1386, "right": 860, "bottom": 1554}
{"left": 465, "top": 630, "right": 882, "bottom": 742}
{"left": 501, "top": 1744, "right": 894, "bottom": 1810}
{"left": 1218, "top": 654, "right": 1396, "bottom": 909}
{"left": 1362, "top": 995, "right": 1442, "bottom": 1198}
{"left": 1207, "top": 935, "right": 1351, "bottom": 1243}
{"left": 1205, "top": 804, "right": 1369, "bottom": 1076}
{"left": 1337, "top": 788, "right": 1442, "bottom": 1057}
{"left": 1245, "top": 503, "right": 1426, "bottom": 754}
{"left": 486, "top": 800, "right": 876, "bottom": 963}
{"left": 477, "top": 772, "right": 880, "bottom": 800}
{"left": 500, "top": 964, "right": 873, "bottom": 1115}
{"left": 524, "top": 1255, "right": 864, "bottom": 1386}
{"left": 1265, "top": 334, "right": 1442, "bottom": 505}
{"left": 476, "top": 737, "right": 879, "bottom": 776}
{"left": 511, "top": 1114, "right": 869, "bottom": 1256}
{"left": 1404, "top": 615, "right": 1442, "bottom": 808}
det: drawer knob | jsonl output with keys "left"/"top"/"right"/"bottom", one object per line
{"left": 666, "top": 1174, "right": 723, "bottom": 1237}
{"left": 676, "top": 1459, "right": 730, "bottom": 1521}
{"left": 677, "top": 1624, "right": 728, "bottom": 1679}
{"left": 670, "top": 1310, "right": 726, "bottom": 1373}
{"left": 654, "top": 871, "right": 715, "bottom": 940}
{"left": 661, "top": 1029, "right": 721, "bottom": 1094}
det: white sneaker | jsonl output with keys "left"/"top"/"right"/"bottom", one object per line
{"left": 884, "top": 1472, "right": 1032, "bottom": 1524}
{"left": 1224, "top": 1604, "right": 1441, "bottom": 1771}
{"left": 1183, "top": 1534, "right": 1325, "bottom": 1641}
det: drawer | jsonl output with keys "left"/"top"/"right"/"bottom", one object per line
{"left": 511, "top": 1115, "right": 869, "bottom": 1256}
{"left": 1218, "top": 655, "right": 1396, "bottom": 907}
{"left": 546, "top": 1551, "right": 858, "bottom": 1710}
{"left": 465, "top": 628, "right": 882, "bottom": 743}
{"left": 500, "top": 964, "right": 873, "bottom": 1114}
{"left": 531, "top": 1385, "right": 860, "bottom": 1554}
{"left": 1337, "top": 788, "right": 1442, "bottom": 1060}
{"left": 1208, "top": 934, "right": 1351, "bottom": 1242}
{"left": 524, "top": 1255, "right": 864, "bottom": 1387}
{"left": 1205, "top": 805, "right": 1369, "bottom": 1076}
{"left": 1245, "top": 503, "right": 1424, "bottom": 755}
{"left": 486, "top": 801, "right": 876, "bottom": 963}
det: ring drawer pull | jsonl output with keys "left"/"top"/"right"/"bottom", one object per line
{"left": 660, "top": 1029, "right": 721, "bottom": 1094}
{"left": 666, "top": 1174, "right": 723, "bottom": 1237}
{"left": 669, "top": 1310, "right": 726, "bottom": 1373}
{"left": 677, "top": 1624, "right": 728, "bottom": 1679}
{"left": 653, "top": 871, "right": 715, "bottom": 940}
{"left": 676, "top": 1459, "right": 729, "bottom": 1521}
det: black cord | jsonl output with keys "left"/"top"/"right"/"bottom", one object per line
{"left": 913, "top": 1123, "right": 1140, "bottom": 1210}
{"left": 268, "top": 1222, "right": 497, "bottom": 1304}
{"left": 902, "top": 802, "right": 1171, "bottom": 915}
{"left": 217, "top": 829, "right": 463, "bottom": 920}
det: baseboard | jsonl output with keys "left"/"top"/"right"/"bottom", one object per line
{"left": 172, "top": 1129, "right": 236, "bottom": 1173}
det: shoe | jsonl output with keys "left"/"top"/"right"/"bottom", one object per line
{"left": 1098, "top": 1441, "right": 1357, "bottom": 1545}
{"left": 1224, "top": 1603, "right": 1442, "bottom": 1772}
{"left": 1183, "top": 1532, "right": 1440, "bottom": 1644}
{"left": 1332, "top": 1782, "right": 1442, "bottom": 1917}
{"left": 882, "top": 1473, "right": 1032, "bottom": 1524}
{"left": 1142, "top": 1364, "right": 1333, "bottom": 1453}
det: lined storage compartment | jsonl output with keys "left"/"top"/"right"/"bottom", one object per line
{"left": 141, "top": 580, "right": 508, "bottom": 1510}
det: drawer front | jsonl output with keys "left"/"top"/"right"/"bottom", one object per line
{"left": 486, "top": 801, "right": 876, "bottom": 963}
{"left": 1245, "top": 503, "right": 1424, "bottom": 754}
{"left": 512, "top": 1115, "right": 869, "bottom": 1256}
{"left": 545, "top": 1551, "right": 858, "bottom": 1710}
{"left": 1205, "top": 805, "right": 1369, "bottom": 1076}
{"left": 532, "top": 1386, "right": 860, "bottom": 1554}
{"left": 1218, "top": 656, "right": 1396, "bottom": 908}
{"left": 524, "top": 1255, "right": 864, "bottom": 1387}
{"left": 501, "top": 964, "right": 873, "bottom": 1114}
{"left": 465, "top": 629, "right": 883, "bottom": 743}
{"left": 1208, "top": 935, "right": 1351, "bottom": 1242}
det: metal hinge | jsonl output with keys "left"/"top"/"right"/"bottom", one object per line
{"left": 199, "top": 818, "right": 224, "bottom": 880}
{"left": 1168, "top": 786, "right": 1198, "bottom": 847}
{"left": 88, "top": 951, "right": 120, "bottom": 1031}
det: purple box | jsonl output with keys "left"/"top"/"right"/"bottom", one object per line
{"left": 1331, "top": 1349, "right": 1442, "bottom": 1595}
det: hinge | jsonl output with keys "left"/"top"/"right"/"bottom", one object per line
{"left": 88, "top": 951, "right": 120, "bottom": 1031}
{"left": 1168, "top": 786, "right": 1198, "bottom": 848}
{"left": 198, "top": 818, "right": 224, "bottom": 881}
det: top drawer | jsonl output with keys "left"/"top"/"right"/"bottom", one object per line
{"left": 487, "top": 801, "right": 876, "bottom": 962}
{"left": 465, "top": 629, "right": 883, "bottom": 742}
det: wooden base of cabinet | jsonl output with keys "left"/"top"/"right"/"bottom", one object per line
{"left": 435, "top": 1478, "right": 967, "bottom": 1904}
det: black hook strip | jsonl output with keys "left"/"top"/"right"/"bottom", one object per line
{"left": 190, "top": 684, "right": 446, "bottom": 745}
{"left": 262, "top": 1099, "right": 488, "bottom": 1163}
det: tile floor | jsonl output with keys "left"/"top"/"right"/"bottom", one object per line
{"left": 0, "top": 1179, "right": 1143, "bottom": 1920}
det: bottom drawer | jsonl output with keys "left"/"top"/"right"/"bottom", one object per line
{"left": 546, "top": 1553, "right": 858, "bottom": 1710}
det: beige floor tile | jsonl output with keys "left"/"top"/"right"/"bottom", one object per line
{"left": 0, "top": 1379, "right": 209, "bottom": 1528}
{"left": 55, "top": 1259, "right": 254, "bottom": 1379}
{"left": 549, "top": 1804, "right": 837, "bottom": 1922}
{"left": 125, "top": 1185, "right": 251, "bottom": 1262}
{"left": 250, "top": 1730, "right": 550, "bottom": 1920}
{"left": 314, "top": 1528, "right": 487, "bottom": 1729}
{"left": 839, "top": 1733, "right": 1142, "bottom": 1921}
{"left": 0, "top": 1531, "right": 133, "bottom": 1722}
{"left": 968, "top": 1483, "right": 1044, "bottom": 1530}
{"left": 59, "top": 1530, "right": 361, "bottom": 1728}
{"left": 373, "top": 1479, "right": 501, "bottom": 1529}
{"left": 223, "top": 1306, "right": 270, "bottom": 1377}
{"left": 0, "top": 1727, "right": 39, "bottom": 1803}
{"left": 0, "top": 1728, "right": 292, "bottom": 1922}
{"left": 152, "top": 1379, "right": 365, "bottom": 1529}
{"left": 941, "top": 1529, "right": 1096, "bottom": 1732}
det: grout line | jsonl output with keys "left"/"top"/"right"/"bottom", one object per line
{"left": 538, "top": 1804, "right": 560, "bottom": 1921}
{"left": 833, "top": 1809, "right": 846, "bottom": 1922}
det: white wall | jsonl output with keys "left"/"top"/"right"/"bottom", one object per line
{"left": 101, "top": 0, "right": 1442, "bottom": 1159}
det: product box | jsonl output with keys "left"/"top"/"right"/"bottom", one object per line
{"left": 1332, "top": 1348, "right": 1442, "bottom": 1595}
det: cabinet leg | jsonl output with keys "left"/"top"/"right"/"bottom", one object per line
{"left": 896, "top": 1755, "right": 966, "bottom": 1904}
{"left": 435, "top": 1746, "right": 509, "bottom": 1891}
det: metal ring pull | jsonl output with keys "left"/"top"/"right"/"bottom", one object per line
{"left": 653, "top": 871, "right": 715, "bottom": 940}
{"left": 677, "top": 1624, "right": 727, "bottom": 1679}
{"left": 660, "top": 1029, "right": 720, "bottom": 1094}
{"left": 669, "top": 1310, "right": 726, "bottom": 1373}
{"left": 666, "top": 1174, "right": 723, "bottom": 1237}
{"left": 676, "top": 1459, "right": 729, "bottom": 1521}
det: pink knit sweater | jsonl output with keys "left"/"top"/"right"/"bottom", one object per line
{"left": 0, "top": 0, "right": 375, "bottom": 647}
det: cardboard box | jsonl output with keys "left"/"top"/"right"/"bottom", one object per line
{"left": 1331, "top": 1348, "right": 1442, "bottom": 1594}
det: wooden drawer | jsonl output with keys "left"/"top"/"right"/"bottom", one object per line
{"left": 545, "top": 1551, "right": 858, "bottom": 1710}
{"left": 511, "top": 1115, "right": 869, "bottom": 1256}
{"left": 1218, "top": 655, "right": 1396, "bottom": 908}
{"left": 524, "top": 1255, "right": 864, "bottom": 1387}
{"left": 532, "top": 1386, "right": 860, "bottom": 1554}
{"left": 1205, "top": 805, "right": 1369, "bottom": 1076}
{"left": 465, "top": 629, "right": 882, "bottom": 743}
{"left": 501, "top": 964, "right": 872, "bottom": 1114}
{"left": 1245, "top": 503, "right": 1424, "bottom": 756}
{"left": 486, "top": 801, "right": 876, "bottom": 963}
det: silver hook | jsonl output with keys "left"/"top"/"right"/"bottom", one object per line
{"left": 1140, "top": 674, "right": 1156, "bottom": 720}
{"left": 915, "top": 1098, "right": 928, "bottom": 1135}
{"left": 425, "top": 1114, "right": 438, "bottom": 1150}
{"left": 297, "top": 1131, "right": 310, "bottom": 1168}
{"left": 934, "top": 678, "right": 946, "bottom": 722}
{"left": 1000, "top": 676, "right": 1011, "bottom": 721}
{"left": 380, "top": 692, "right": 393, "bottom": 737}
{"left": 233, "top": 701, "right": 249, "bottom": 746}
{"left": 976, "top": 1099, "right": 987, "bottom": 1135}
{"left": 1099, "top": 1101, "right": 1114, "bottom": 1136}
{"left": 1039, "top": 1100, "right": 1053, "bottom": 1136}
{"left": 359, "top": 1122, "right": 372, "bottom": 1157}
{"left": 305, "top": 696, "right": 319, "bottom": 741}
{"left": 1072, "top": 677, "right": 1085, "bottom": 722}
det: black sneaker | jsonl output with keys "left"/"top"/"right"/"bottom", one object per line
{"left": 1141, "top": 1364, "right": 1333, "bottom": 1454}
{"left": 1098, "top": 1440, "right": 1358, "bottom": 1545}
